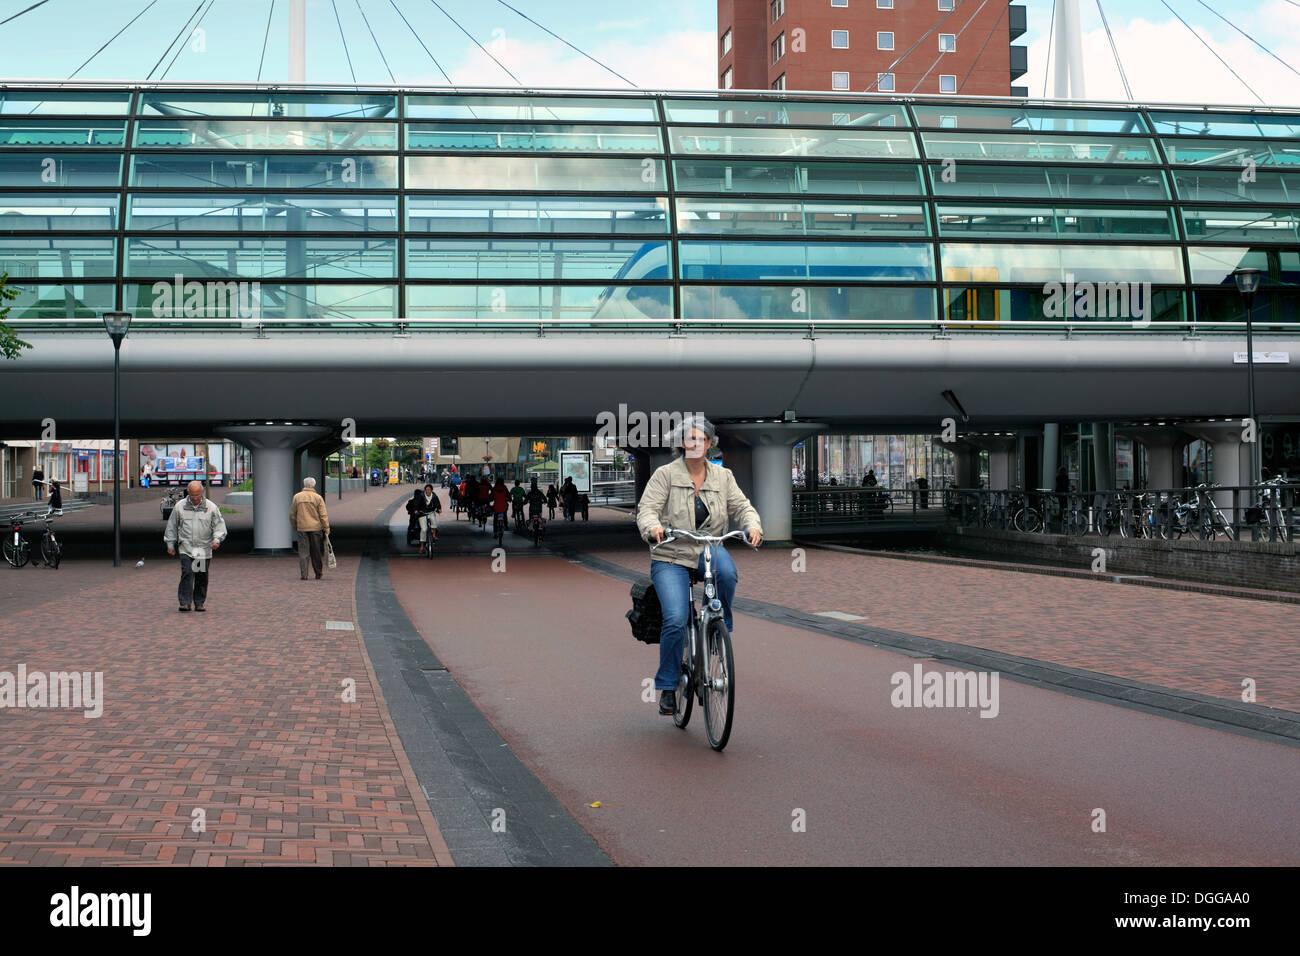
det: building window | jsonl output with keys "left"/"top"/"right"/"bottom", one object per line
{"left": 831, "top": 30, "right": 849, "bottom": 49}
{"left": 721, "top": 29, "right": 731, "bottom": 56}
{"left": 876, "top": 0, "right": 892, "bottom": 8}
{"left": 833, "top": 0, "right": 848, "bottom": 8}
{"left": 939, "top": 74, "right": 956, "bottom": 93}
{"left": 939, "top": 33, "right": 956, "bottom": 52}
{"left": 877, "top": 31, "right": 893, "bottom": 51}
{"left": 877, "top": 72, "right": 895, "bottom": 92}
{"left": 772, "top": 74, "right": 786, "bottom": 90}
{"left": 772, "top": 33, "right": 785, "bottom": 63}
{"left": 831, "top": 71, "right": 850, "bottom": 90}
{"left": 771, "top": 0, "right": 784, "bottom": 23}
{"left": 722, "top": 67, "right": 733, "bottom": 90}
{"left": 938, "top": 0, "right": 953, "bottom": 9}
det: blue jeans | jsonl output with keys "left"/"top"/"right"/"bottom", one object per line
{"left": 651, "top": 547, "right": 738, "bottom": 691}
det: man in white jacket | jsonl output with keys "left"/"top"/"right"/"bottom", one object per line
{"left": 164, "top": 480, "right": 228, "bottom": 612}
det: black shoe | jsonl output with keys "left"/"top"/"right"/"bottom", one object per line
{"left": 178, "top": 605, "right": 191, "bottom": 612}
{"left": 658, "top": 690, "right": 677, "bottom": 715}
{"left": 194, "top": 604, "right": 206, "bottom": 612}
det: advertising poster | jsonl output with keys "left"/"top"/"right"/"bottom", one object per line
{"left": 388, "top": 461, "right": 400, "bottom": 484}
{"left": 558, "top": 450, "right": 593, "bottom": 494}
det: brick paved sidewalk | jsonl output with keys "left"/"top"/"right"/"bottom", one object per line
{"left": 586, "top": 524, "right": 1300, "bottom": 715}
{"left": 0, "top": 512, "right": 452, "bottom": 865}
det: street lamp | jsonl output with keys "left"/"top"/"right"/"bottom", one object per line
{"left": 1232, "top": 267, "right": 1262, "bottom": 500}
{"left": 101, "top": 311, "right": 132, "bottom": 567}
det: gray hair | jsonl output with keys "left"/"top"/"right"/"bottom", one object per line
{"left": 671, "top": 414, "right": 716, "bottom": 457}
{"left": 303, "top": 477, "right": 316, "bottom": 489}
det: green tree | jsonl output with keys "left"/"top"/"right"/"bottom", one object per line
{"left": 0, "top": 272, "right": 32, "bottom": 361}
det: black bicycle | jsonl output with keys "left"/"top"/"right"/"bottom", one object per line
{"left": 4, "top": 510, "right": 60, "bottom": 569}
{"left": 651, "top": 527, "right": 749, "bottom": 752}
{"left": 493, "top": 509, "right": 507, "bottom": 547}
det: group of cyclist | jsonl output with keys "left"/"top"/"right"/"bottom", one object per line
{"left": 411, "top": 471, "right": 554, "bottom": 548}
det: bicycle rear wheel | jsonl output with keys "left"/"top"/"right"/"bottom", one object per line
{"left": 4, "top": 537, "right": 29, "bottom": 568}
{"left": 702, "top": 618, "right": 734, "bottom": 751}
{"left": 40, "top": 533, "right": 60, "bottom": 569}
{"left": 672, "top": 623, "right": 693, "bottom": 729}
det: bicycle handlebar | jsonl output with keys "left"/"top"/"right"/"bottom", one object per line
{"left": 651, "top": 527, "right": 752, "bottom": 550}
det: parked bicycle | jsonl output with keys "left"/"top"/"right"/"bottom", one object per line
{"left": 4, "top": 510, "right": 61, "bottom": 569}
{"left": 1257, "top": 477, "right": 1290, "bottom": 542}
{"left": 1192, "top": 484, "right": 1238, "bottom": 541}
{"left": 651, "top": 526, "right": 748, "bottom": 752}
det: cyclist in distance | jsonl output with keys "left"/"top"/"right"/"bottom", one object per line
{"left": 636, "top": 415, "right": 763, "bottom": 717}
{"left": 525, "top": 478, "right": 546, "bottom": 520}
{"left": 510, "top": 479, "right": 527, "bottom": 524}
{"left": 491, "top": 478, "right": 511, "bottom": 530}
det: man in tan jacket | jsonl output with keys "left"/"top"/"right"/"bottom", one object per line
{"left": 290, "top": 477, "right": 331, "bottom": 580}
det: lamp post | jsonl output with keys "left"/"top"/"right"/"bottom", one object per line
{"left": 1232, "top": 267, "right": 1262, "bottom": 501}
{"left": 101, "top": 311, "right": 132, "bottom": 567}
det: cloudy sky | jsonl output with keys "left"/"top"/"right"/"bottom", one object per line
{"left": 1, "top": 0, "right": 1298, "bottom": 107}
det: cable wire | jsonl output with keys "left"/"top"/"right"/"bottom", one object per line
{"left": 1095, "top": 0, "right": 1132, "bottom": 100}
{"left": 865, "top": 0, "right": 968, "bottom": 92}
{"left": 428, "top": 0, "right": 523, "bottom": 85}
{"left": 492, "top": 0, "right": 637, "bottom": 88}
{"left": 65, "top": 0, "right": 159, "bottom": 79}
{"left": 146, "top": 0, "right": 206, "bottom": 81}
{"left": 0, "top": 0, "right": 52, "bottom": 27}
{"left": 389, "top": 0, "right": 457, "bottom": 89}
{"left": 1157, "top": 0, "right": 1264, "bottom": 103}
{"left": 159, "top": 0, "right": 216, "bottom": 81}
{"left": 330, "top": 0, "right": 357, "bottom": 85}
{"left": 1193, "top": 0, "right": 1300, "bottom": 79}
{"left": 908, "top": 0, "right": 990, "bottom": 94}
{"left": 256, "top": 0, "right": 276, "bottom": 83}
{"left": 355, "top": 0, "right": 397, "bottom": 83}
{"left": 957, "top": 0, "right": 1014, "bottom": 94}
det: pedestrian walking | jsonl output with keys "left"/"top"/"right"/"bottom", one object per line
{"left": 290, "top": 476, "right": 331, "bottom": 580}
{"left": 561, "top": 476, "right": 578, "bottom": 520}
{"left": 31, "top": 466, "right": 44, "bottom": 500}
{"left": 546, "top": 484, "right": 558, "bottom": 520}
{"left": 164, "top": 480, "right": 228, "bottom": 612}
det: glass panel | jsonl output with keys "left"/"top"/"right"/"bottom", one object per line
{"left": 1183, "top": 208, "right": 1300, "bottom": 243}
{"left": 944, "top": 285, "right": 1186, "bottom": 323}
{"left": 0, "top": 237, "right": 115, "bottom": 277}
{"left": 406, "top": 95, "right": 658, "bottom": 122}
{"left": 1193, "top": 288, "right": 1298, "bottom": 326}
{"left": 676, "top": 199, "right": 928, "bottom": 235}
{"left": 405, "top": 239, "right": 670, "bottom": 280}
{"left": 125, "top": 238, "right": 396, "bottom": 279}
{"left": 2, "top": 282, "right": 115, "bottom": 319}
{"left": 0, "top": 194, "right": 118, "bottom": 230}
{"left": 937, "top": 205, "right": 1175, "bottom": 239}
{"left": 406, "top": 156, "right": 665, "bottom": 191}
{"left": 1187, "top": 247, "right": 1300, "bottom": 286}
{"left": 678, "top": 240, "right": 934, "bottom": 281}
{"left": 680, "top": 285, "right": 933, "bottom": 321}
{"left": 130, "top": 153, "right": 398, "bottom": 188}
{"left": 0, "top": 91, "right": 131, "bottom": 115}
{"left": 671, "top": 126, "right": 916, "bottom": 158}
{"left": 940, "top": 243, "right": 1184, "bottom": 284}
{"left": 139, "top": 91, "right": 397, "bottom": 118}
{"left": 0, "top": 153, "right": 121, "bottom": 187}
{"left": 929, "top": 163, "right": 1169, "bottom": 200}
{"left": 673, "top": 159, "right": 924, "bottom": 195}
{"left": 911, "top": 105, "right": 1147, "bottom": 133}
{"left": 1173, "top": 168, "right": 1300, "bottom": 203}
{"left": 405, "top": 284, "right": 672, "bottom": 322}
{"left": 127, "top": 194, "right": 396, "bottom": 232}
{"left": 134, "top": 119, "right": 396, "bottom": 150}
{"left": 920, "top": 131, "right": 1158, "bottom": 163}
{"left": 664, "top": 99, "right": 909, "bottom": 127}
{"left": 124, "top": 282, "right": 397, "bottom": 321}
{"left": 1163, "top": 138, "right": 1300, "bottom": 168}
{"left": 1148, "top": 111, "right": 1300, "bottom": 140}
{"left": 0, "top": 119, "right": 126, "bottom": 147}
{"left": 405, "top": 195, "right": 669, "bottom": 233}
{"left": 407, "top": 123, "right": 660, "bottom": 152}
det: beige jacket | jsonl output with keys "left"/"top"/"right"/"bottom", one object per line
{"left": 164, "top": 496, "right": 228, "bottom": 560}
{"left": 290, "top": 489, "right": 330, "bottom": 534}
{"left": 636, "top": 456, "right": 762, "bottom": 569}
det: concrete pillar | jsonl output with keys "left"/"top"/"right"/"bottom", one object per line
{"left": 716, "top": 422, "right": 827, "bottom": 543}
{"left": 966, "top": 435, "right": 1016, "bottom": 490}
{"left": 1040, "top": 423, "right": 1060, "bottom": 490}
{"left": 715, "top": 432, "right": 754, "bottom": 499}
{"left": 1092, "top": 423, "right": 1115, "bottom": 492}
{"left": 215, "top": 424, "right": 331, "bottom": 552}
{"left": 941, "top": 440, "right": 979, "bottom": 488}
{"left": 1116, "top": 426, "right": 1192, "bottom": 490}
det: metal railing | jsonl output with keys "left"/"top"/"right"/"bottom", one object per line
{"left": 792, "top": 486, "right": 948, "bottom": 528}
{"left": 947, "top": 483, "right": 1298, "bottom": 542}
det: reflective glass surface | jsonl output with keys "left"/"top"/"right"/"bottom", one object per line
{"left": 678, "top": 240, "right": 934, "bottom": 281}
{"left": 139, "top": 92, "right": 397, "bottom": 118}
{"left": 1163, "top": 139, "right": 1300, "bottom": 167}
{"left": 941, "top": 243, "right": 1184, "bottom": 284}
{"left": 665, "top": 100, "right": 909, "bottom": 127}
{"left": 127, "top": 194, "right": 396, "bottom": 232}
{"left": 406, "top": 155, "right": 665, "bottom": 191}
{"left": 1182, "top": 208, "right": 1300, "bottom": 243}
{"left": 124, "top": 281, "right": 397, "bottom": 320}
{"left": 1149, "top": 112, "right": 1300, "bottom": 139}
{"left": 406, "top": 96, "right": 658, "bottom": 123}
{"left": 130, "top": 153, "right": 398, "bottom": 189}
{"left": 671, "top": 126, "right": 916, "bottom": 158}
{"left": 920, "top": 132, "right": 1158, "bottom": 163}
{"left": 0, "top": 91, "right": 131, "bottom": 115}
{"left": 405, "top": 195, "right": 668, "bottom": 233}
{"left": 937, "top": 204, "right": 1175, "bottom": 239}
{"left": 0, "top": 194, "right": 118, "bottom": 230}
{"left": 1187, "top": 247, "right": 1300, "bottom": 285}
{"left": 677, "top": 199, "right": 928, "bottom": 235}
{"left": 0, "top": 120, "right": 126, "bottom": 147}
{"left": 406, "top": 284, "right": 672, "bottom": 321}
{"left": 680, "top": 285, "right": 933, "bottom": 321}
{"left": 911, "top": 105, "right": 1148, "bottom": 133}
{"left": 405, "top": 239, "right": 670, "bottom": 280}
{"left": 0, "top": 153, "right": 121, "bottom": 187}
{"left": 125, "top": 237, "right": 397, "bottom": 279}
{"left": 2, "top": 281, "right": 115, "bottom": 318}
{"left": 929, "top": 164, "right": 1169, "bottom": 200}
{"left": 1172, "top": 168, "right": 1300, "bottom": 203}
{"left": 673, "top": 159, "right": 924, "bottom": 196}
{"left": 134, "top": 120, "right": 397, "bottom": 150}
{"left": 0, "top": 236, "right": 115, "bottom": 276}
{"left": 407, "top": 123, "right": 660, "bottom": 152}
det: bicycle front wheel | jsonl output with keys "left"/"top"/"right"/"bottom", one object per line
{"left": 4, "top": 537, "right": 29, "bottom": 568}
{"left": 40, "top": 533, "right": 60, "bottom": 569}
{"left": 673, "top": 624, "right": 694, "bottom": 730}
{"left": 702, "top": 618, "right": 734, "bottom": 751}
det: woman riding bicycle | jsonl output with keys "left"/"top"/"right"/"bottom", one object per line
{"left": 636, "top": 415, "right": 762, "bottom": 716}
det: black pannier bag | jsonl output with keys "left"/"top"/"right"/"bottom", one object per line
{"left": 627, "top": 576, "right": 664, "bottom": 645}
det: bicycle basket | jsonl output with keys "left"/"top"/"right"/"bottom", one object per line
{"left": 626, "top": 576, "right": 663, "bottom": 645}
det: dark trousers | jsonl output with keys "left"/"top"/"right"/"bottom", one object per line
{"left": 298, "top": 530, "right": 323, "bottom": 578}
{"left": 178, "top": 554, "right": 210, "bottom": 607}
